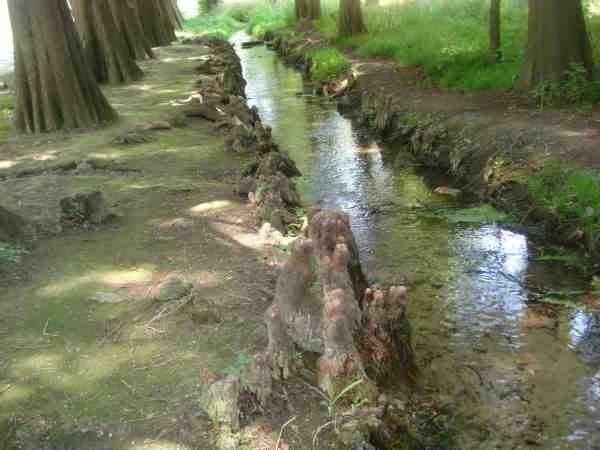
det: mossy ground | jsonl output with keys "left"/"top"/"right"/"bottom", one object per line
{"left": 0, "top": 43, "right": 338, "bottom": 449}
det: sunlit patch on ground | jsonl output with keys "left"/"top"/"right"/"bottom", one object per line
{"left": 188, "top": 200, "right": 234, "bottom": 215}
{"left": 39, "top": 267, "right": 155, "bottom": 297}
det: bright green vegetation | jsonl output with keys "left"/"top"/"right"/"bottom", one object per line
{"left": 325, "top": 0, "right": 527, "bottom": 91}
{"left": 183, "top": 10, "right": 244, "bottom": 38}
{"left": 209, "top": 0, "right": 600, "bottom": 97}
{"left": 528, "top": 162, "right": 600, "bottom": 251}
{"left": 244, "top": 1, "right": 295, "bottom": 37}
{"left": 308, "top": 47, "right": 351, "bottom": 81}
{"left": 189, "top": 0, "right": 295, "bottom": 38}
{"left": 0, "top": 241, "right": 26, "bottom": 271}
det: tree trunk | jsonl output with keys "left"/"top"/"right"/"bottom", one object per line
{"left": 7, "top": 0, "right": 116, "bottom": 134}
{"left": 72, "top": 0, "right": 143, "bottom": 85}
{"left": 521, "top": 0, "right": 594, "bottom": 88}
{"left": 338, "top": 0, "right": 366, "bottom": 37}
{"left": 295, "top": 0, "right": 309, "bottom": 20}
{"left": 108, "top": 0, "right": 155, "bottom": 60}
{"left": 136, "top": 0, "right": 177, "bottom": 47}
{"left": 163, "top": 0, "right": 184, "bottom": 30}
{"left": 308, "top": 0, "right": 321, "bottom": 19}
{"left": 489, "top": 0, "right": 501, "bottom": 63}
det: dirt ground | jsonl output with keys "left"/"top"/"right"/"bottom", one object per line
{"left": 347, "top": 58, "right": 600, "bottom": 169}
{"left": 0, "top": 43, "right": 340, "bottom": 450}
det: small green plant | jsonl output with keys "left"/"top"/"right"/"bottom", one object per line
{"left": 0, "top": 241, "right": 27, "bottom": 271}
{"left": 532, "top": 63, "right": 599, "bottom": 108}
{"left": 310, "top": 378, "right": 366, "bottom": 447}
{"left": 223, "top": 352, "right": 252, "bottom": 387}
{"left": 308, "top": 47, "right": 351, "bottom": 81}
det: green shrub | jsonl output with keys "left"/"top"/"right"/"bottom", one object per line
{"left": 309, "top": 47, "right": 351, "bottom": 81}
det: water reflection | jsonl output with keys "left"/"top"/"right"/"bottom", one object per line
{"left": 231, "top": 31, "right": 600, "bottom": 448}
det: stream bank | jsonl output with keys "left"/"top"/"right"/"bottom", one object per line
{"left": 233, "top": 31, "right": 600, "bottom": 449}
{"left": 268, "top": 30, "right": 600, "bottom": 267}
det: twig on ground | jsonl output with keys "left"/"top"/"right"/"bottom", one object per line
{"left": 0, "top": 384, "right": 13, "bottom": 396}
{"left": 275, "top": 416, "right": 297, "bottom": 450}
{"left": 42, "top": 319, "right": 59, "bottom": 337}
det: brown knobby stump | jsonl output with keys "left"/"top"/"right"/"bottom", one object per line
{"left": 257, "top": 208, "right": 415, "bottom": 398}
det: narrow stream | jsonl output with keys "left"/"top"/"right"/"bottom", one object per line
{"left": 232, "top": 32, "right": 600, "bottom": 449}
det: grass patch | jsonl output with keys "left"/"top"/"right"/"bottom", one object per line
{"left": 245, "top": 1, "right": 296, "bottom": 37}
{"left": 183, "top": 11, "right": 244, "bottom": 39}
{"left": 308, "top": 47, "right": 351, "bottom": 81}
{"left": 528, "top": 162, "right": 600, "bottom": 251}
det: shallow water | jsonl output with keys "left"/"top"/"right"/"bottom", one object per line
{"left": 232, "top": 31, "right": 600, "bottom": 449}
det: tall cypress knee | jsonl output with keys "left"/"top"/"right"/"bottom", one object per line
{"left": 7, "top": 0, "right": 116, "bottom": 134}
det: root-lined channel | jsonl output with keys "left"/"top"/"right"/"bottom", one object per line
{"left": 232, "top": 31, "right": 600, "bottom": 449}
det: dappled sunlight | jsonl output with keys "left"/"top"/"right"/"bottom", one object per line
{"left": 0, "top": 159, "right": 17, "bottom": 168}
{"left": 128, "top": 441, "right": 191, "bottom": 450}
{"left": 558, "top": 128, "right": 599, "bottom": 138}
{"left": 0, "top": 384, "right": 34, "bottom": 405}
{"left": 40, "top": 267, "right": 155, "bottom": 297}
{"left": 189, "top": 200, "right": 234, "bottom": 216}
{"left": 76, "top": 342, "right": 163, "bottom": 384}
{"left": 12, "top": 352, "right": 65, "bottom": 378}
{"left": 209, "top": 221, "right": 265, "bottom": 250}
{"left": 185, "top": 270, "right": 225, "bottom": 287}
{"left": 131, "top": 84, "right": 156, "bottom": 92}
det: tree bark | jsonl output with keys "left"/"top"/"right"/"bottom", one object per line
{"left": 489, "top": 0, "right": 501, "bottom": 63}
{"left": 72, "top": 0, "right": 143, "bottom": 85}
{"left": 7, "top": 0, "right": 116, "bottom": 134}
{"left": 338, "top": 0, "right": 366, "bottom": 37}
{"left": 521, "top": 0, "right": 594, "bottom": 88}
{"left": 308, "top": 0, "right": 321, "bottom": 19}
{"left": 108, "top": 0, "right": 155, "bottom": 60}
{"left": 295, "top": 0, "right": 309, "bottom": 20}
{"left": 258, "top": 208, "right": 415, "bottom": 398}
{"left": 296, "top": 0, "right": 321, "bottom": 20}
{"left": 136, "top": 0, "right": 177, "bottom": 47}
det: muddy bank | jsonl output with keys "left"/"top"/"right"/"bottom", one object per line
{"left": 268, "top": 30, "right": 600, "bottom": 262}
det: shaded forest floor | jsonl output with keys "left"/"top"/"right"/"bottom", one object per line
{"left": 0, "top": 43, "right": 338, "bottom": 450}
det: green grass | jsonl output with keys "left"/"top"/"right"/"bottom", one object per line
{"left": 192, "top": 0, "right": 600, "bottom": 95}
{"left": 327, "top": 0, "right": 527, "bottom": 91}
{"left": 528, "top": 162, "right": 600, "bottom": 251}
{"left": 245, "top": 1, "right": 296, "bottom": 37}
{"left": 183, "top": 10, "right": 244, "bottom": 39}
{"left": 309, "top": 47, "right": 351, "bottom": 81}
